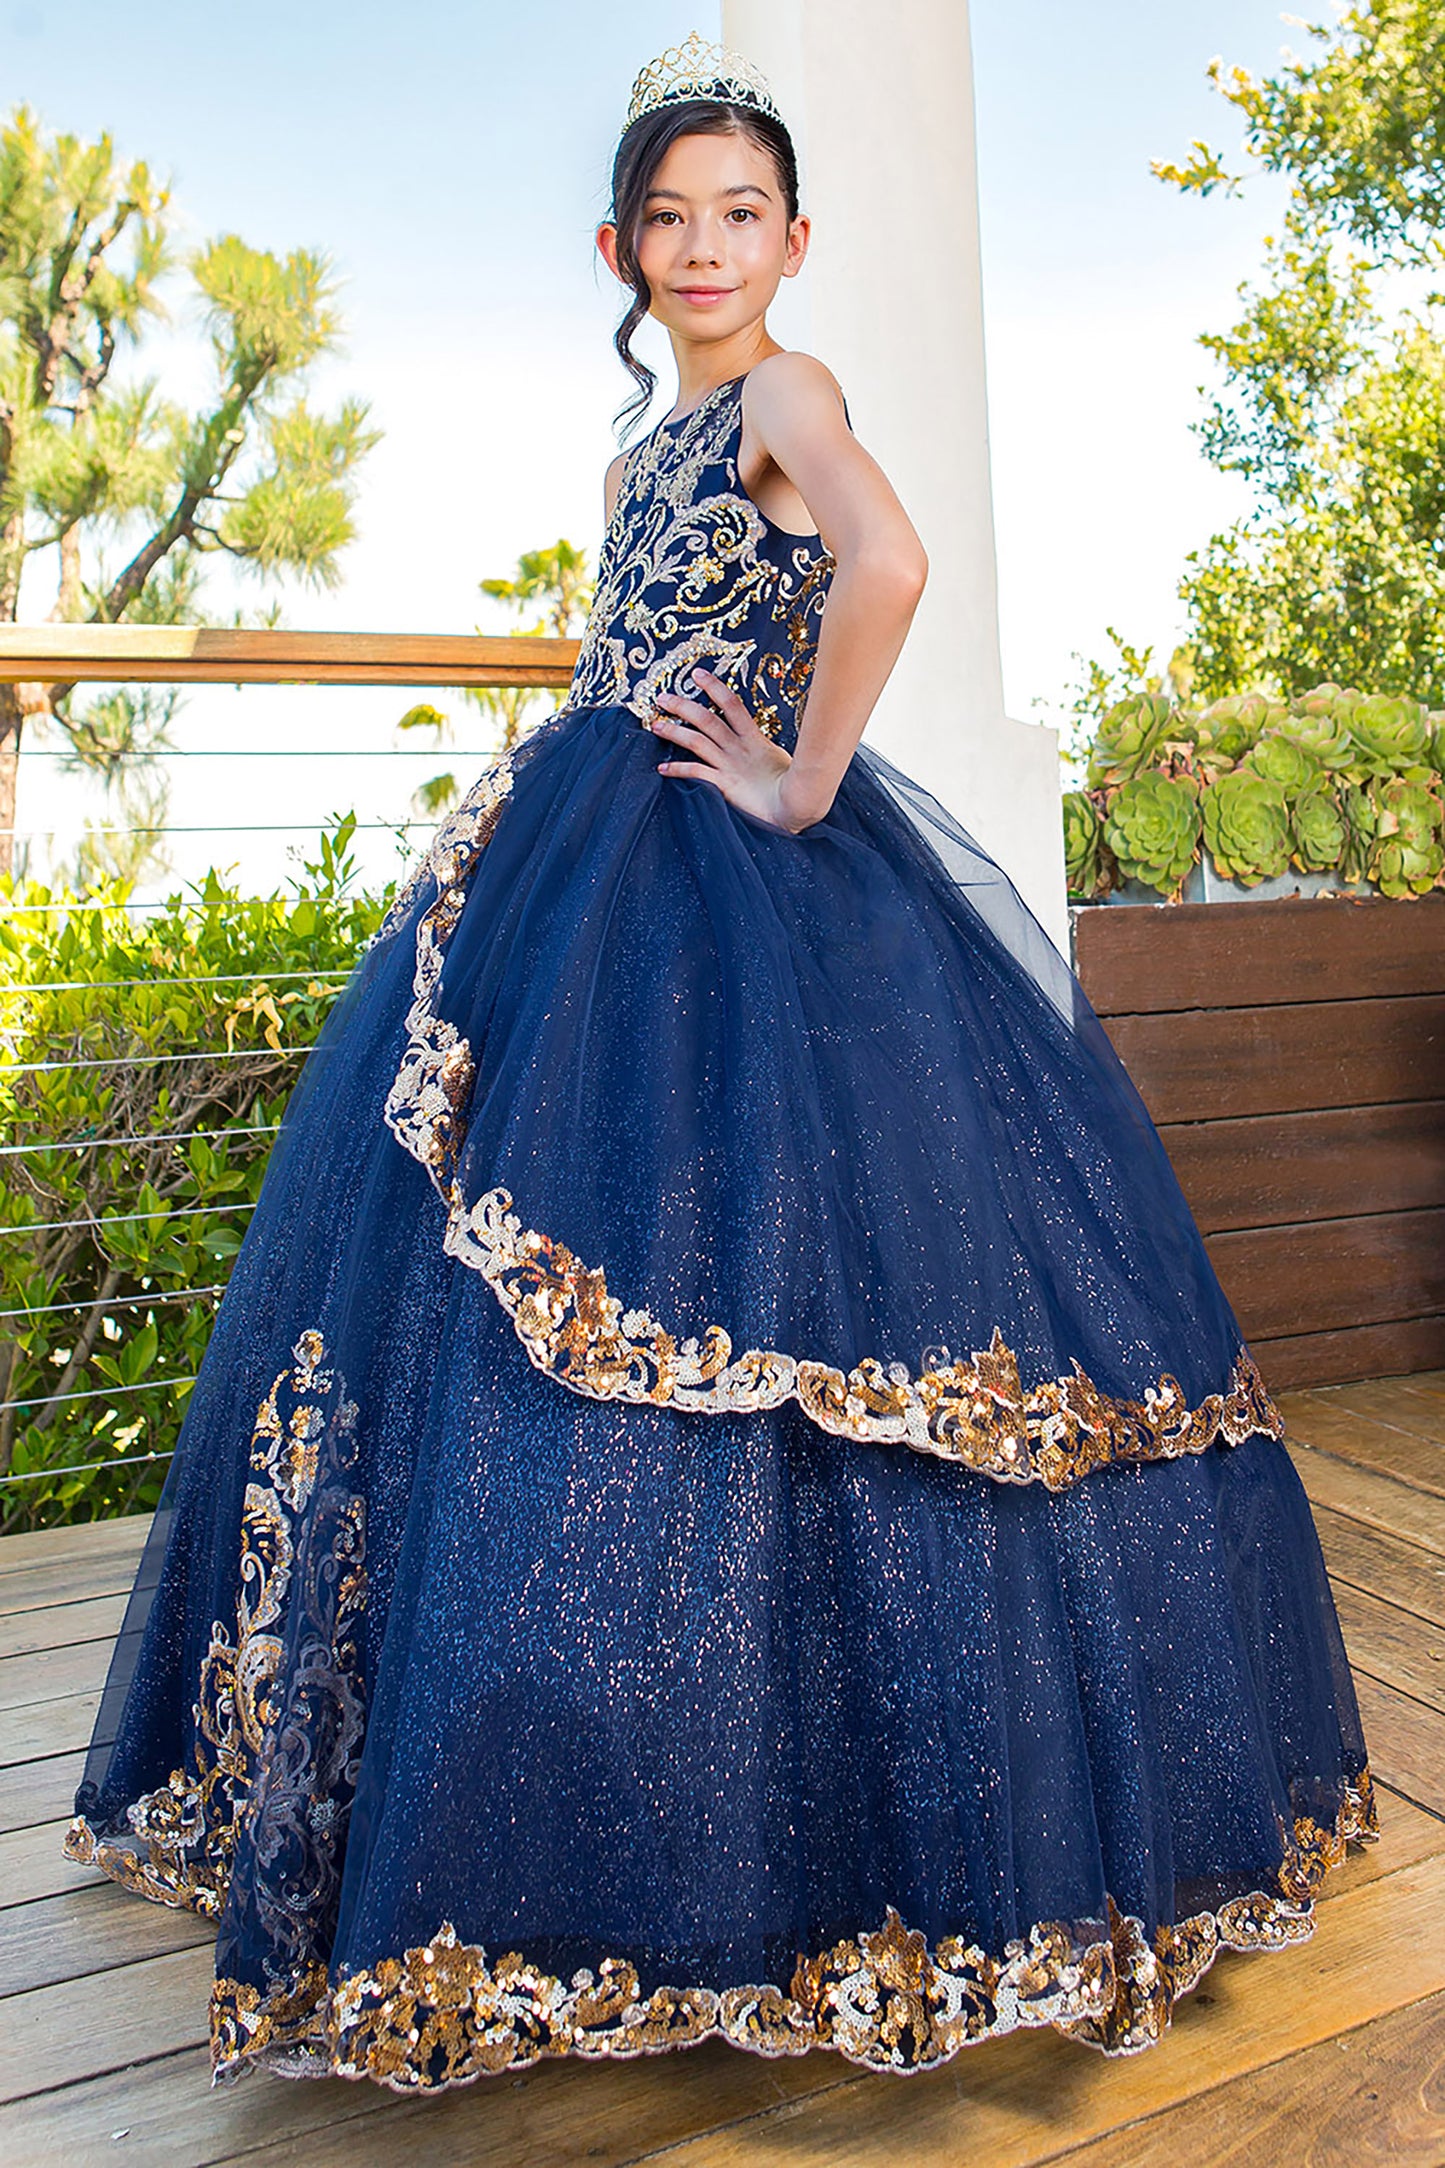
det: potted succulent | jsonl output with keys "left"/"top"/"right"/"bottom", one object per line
{"left": 1063, "top": 684, "right": 1445, "bottom": 1391}
{"left": 1062, "top": 685, "right": 1445, "bottom": 905}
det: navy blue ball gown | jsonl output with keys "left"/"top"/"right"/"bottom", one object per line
{"left": 66, "top": 368, "right": 1374, "bottom": 2092}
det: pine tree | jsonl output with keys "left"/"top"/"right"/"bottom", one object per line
{"left": 0, "top": 105, "right": 380, "bottom": 874}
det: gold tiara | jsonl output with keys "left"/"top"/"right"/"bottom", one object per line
{"left": 625, "top": 29, "right": 782, "bottom": 129}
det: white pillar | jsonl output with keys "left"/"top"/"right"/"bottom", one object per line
{"left": 721, "top": 0, "right": 1067, "bottom": 949}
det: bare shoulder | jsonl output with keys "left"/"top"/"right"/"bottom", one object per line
{"left": 602, "top": 447, "right": 630, "bottom": 525}
{"left": 743, "top": 352, "right": 849, "bottom": 432}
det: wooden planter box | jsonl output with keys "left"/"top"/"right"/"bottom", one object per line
{"left": 1073, "top": 893, "right": 1445, "bottom": 1390}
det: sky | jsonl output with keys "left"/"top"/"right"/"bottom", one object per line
{"left": 3, "top": 0, "right": 1305, "bottom": 892}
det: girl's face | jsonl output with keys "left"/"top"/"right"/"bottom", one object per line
{"left": 599, "top": 128, "right": 808, "bottom": 349}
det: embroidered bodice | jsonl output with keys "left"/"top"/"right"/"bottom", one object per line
{"left": 560, "top": 371, "right": 838, "bottom": 751}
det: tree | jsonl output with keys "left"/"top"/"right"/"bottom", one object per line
{"left": 1157, "top": 2, "right": 1445, "bottom": 263}
{"left": 1154, "top": 4, "right": 1445, "bottom": 700}
{"left": 396, "top": 540, "right": 593, "bottom": 815}
{"left": 0, "top": 105, "right": 380, "bottom": 874}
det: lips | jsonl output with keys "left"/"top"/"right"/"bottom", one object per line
{"left": 676, "top": 288, "right": 734, "bottom": 301}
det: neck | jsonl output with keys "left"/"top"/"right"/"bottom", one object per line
{"left": 667, "top": 330, "right": 786, "bottom": 414}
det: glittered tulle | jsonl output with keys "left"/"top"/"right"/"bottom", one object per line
{"left": 67, "top": 705, "right": 1371, "bottom": 2086}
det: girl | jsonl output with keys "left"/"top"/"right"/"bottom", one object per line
{"left": 67, "top": 32, "right": 1374, "bottom": 2092}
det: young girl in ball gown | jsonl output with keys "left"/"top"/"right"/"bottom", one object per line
{"left": 67, "top": 31, "right": 1373, "bottom": 2092}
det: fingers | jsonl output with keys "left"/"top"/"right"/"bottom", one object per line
{"left": 654, "top": 758, "right": 724, "bottom": 786}
{"left": 647, "top": 713, "right": 720, "bottom": 755}
{"left": 690, "top": 667, "right": 755, "bottom": 733}
{"left": 652, "top": 690, "right": 728, "bottom": 741}
{"left": 653, "top": 667, "right": 756, "bottom": 739}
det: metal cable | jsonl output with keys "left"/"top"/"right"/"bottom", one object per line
{"left": 20, "top": 747, "right": 499, "bottom": 759}
{"left": 0, "top": 894, "right": 405, "bottom": 916}
{"left": 0, "top": 1285, "right": 226, "bottom": 1321}
{"left": 6, "top": 818, "right": 439, "bottom": 840}
{"left": 2, "top": 1373, "right": 197, "bottom": 1414}
{"left": 7, "top": 1044, "right": 312, "bottom": 1076}
{"left": 0, "top": 969, "right": 348, "bottom": 997}
{"left": 0, "top": 1122, "right": 281, "bottom": 1159}
{"left": 1, "top": 1448, "right": 175, "bottom": 1485}
{"left": 1, "top": 1199, "right": 257, "bottom": 1238}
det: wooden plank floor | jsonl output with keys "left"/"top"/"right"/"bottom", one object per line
{"left": 1, "top": 1378, "right": 1443, "bottom": 2167}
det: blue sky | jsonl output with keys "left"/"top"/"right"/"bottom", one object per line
{"left": 4, "top": 0, "right": 1303, "bottom": 885}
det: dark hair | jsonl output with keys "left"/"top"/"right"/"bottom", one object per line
{"left": 606, "top": 97, "right": 800, "bottom": 440}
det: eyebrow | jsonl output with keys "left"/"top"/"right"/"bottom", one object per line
{"left": 642, "top": 183, "right": 773, "bottom": 203}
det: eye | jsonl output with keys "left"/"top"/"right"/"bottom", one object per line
{"left": 728, "top": 208, "right": 758, "bottom": 222}
{"left": 647, "top": 210, "right": 679, "bottom": 225}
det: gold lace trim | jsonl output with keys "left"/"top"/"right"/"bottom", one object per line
{"left": 67, "top": 1773, "right": 1375, "bottom": 2087}
{"left": 63, "top": 1329, "right": 367, "bottom": 1957}
{"left": 446, "top": 1188, "right": 1283, "bottom": 1486}
{"left": 376, "top": 761, "right": 1286, "bottom": 1487}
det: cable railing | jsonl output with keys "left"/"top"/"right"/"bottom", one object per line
{"left": 0, "top": 623, "right": 580, "bottom": 1530}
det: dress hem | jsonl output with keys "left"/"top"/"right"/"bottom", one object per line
{"left": 63, "top": 1767, "right": 1377, "bottom": 2092}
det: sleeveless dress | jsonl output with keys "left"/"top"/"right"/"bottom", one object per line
{"left": 66, "top": 368, "right": 1374, "bottom": 2092}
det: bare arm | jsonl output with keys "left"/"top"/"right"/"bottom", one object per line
{"left": 603, "top": 450, "right": 629, "bottom": 529}
{"left": 650, "top": 352, "right": 928, "bottom": 831}
{"left": 752, "top": 353, "right": 928, "bottom": 818}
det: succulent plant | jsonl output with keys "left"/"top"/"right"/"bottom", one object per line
{"left": 1288, "top": 781, "right": 1348, "bottom": 873}
{"left": 1201, "top": 771, "right": 1292, "bottom": 884}
{"left": 1102, "top": 773, "right": 1201, "bottom": 895}
{"left": 1069, "top": 677, "right": 1445, "bottom": 901}
{"left": 1192, "top": 693, "right": 1286, "bottom": 767}
{"left": 1281, "top": 687, "right": 1359, "bottom": 769}
{"left": 1346, "top": 693, "right": 1431, "bottom": 777}
{"left": 1339, "top": 782, "right": 1379, "bottom": 883}
{"left": 1368, "top": 778, "right": 1445, "bottom": 897}
{"left": 1086, "top": 693, "right": 1174, "bottom": 789}
{"left": 1062, "top": 790, "right": 1108, "bottom": 899}
{"left": 1244, "top": 731, "right": 1321, "bottom": 792}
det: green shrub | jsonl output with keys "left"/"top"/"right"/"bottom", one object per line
{"left": 0, "top": 817, "right": 388, "bottom": 1532}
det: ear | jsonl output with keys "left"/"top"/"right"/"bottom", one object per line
{"left": 596, "top": 222, "right": 625, "bottom": 283}
{"left": 781, "top": 211, "right": 811, "bottom": 281}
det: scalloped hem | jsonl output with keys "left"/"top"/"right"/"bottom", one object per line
{"left": 437, "top": 1185, "right": 1284, "bottom": 1488}
{"left": 64, "top": 1769, "right": 1377, "bottom": 2091}
{"left": 375, "top": 763, "right": 1286, "bottom": 1491}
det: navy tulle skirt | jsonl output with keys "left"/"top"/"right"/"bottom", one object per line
{"left": 67, "top": 701, "right": 1372, "bottom": 2089}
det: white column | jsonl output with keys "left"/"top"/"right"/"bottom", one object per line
{"left": 721, "top": 0, "right": 1067, "bottom": 949}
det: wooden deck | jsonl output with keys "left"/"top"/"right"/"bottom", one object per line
{"left": 1, "top": 1376, "right": 1443, "bottom": 2167}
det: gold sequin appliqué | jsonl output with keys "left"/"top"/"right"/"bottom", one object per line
{"left": 379, "top": 787, "right": 1286, "bottom": 1485}
{"left": 64, "top": 1331, "right": 367, "bottom": 1969}
{"left": 203, "top": 1772, "right": 1370, "bottom": 2085}
{"left": 444, "top": 1188, "right": 1283, "bottom": 1486}
{"left": 560, "top": 376, "right": 837, "bottom": 744}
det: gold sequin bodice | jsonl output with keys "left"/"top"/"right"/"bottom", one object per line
{"left": 560, "top": 371, "right": 837, "bottom": 750}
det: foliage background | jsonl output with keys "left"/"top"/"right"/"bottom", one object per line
{"left": 0, "top": 819, "right": 383, "bottom": 1533}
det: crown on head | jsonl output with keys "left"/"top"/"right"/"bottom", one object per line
{"left": 625, "top": 29, "right": 783, "bottom": 129}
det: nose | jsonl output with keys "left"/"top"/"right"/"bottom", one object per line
{"left": 684, "top": 224, "right": 724, "bottom": 267}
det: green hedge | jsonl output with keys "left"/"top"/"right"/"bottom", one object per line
{"left": 0, "top": 819, "right": 388, "bottom": 1533}
{"left": 1063, "top": 686, "right": 1445, "bottom": 902}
